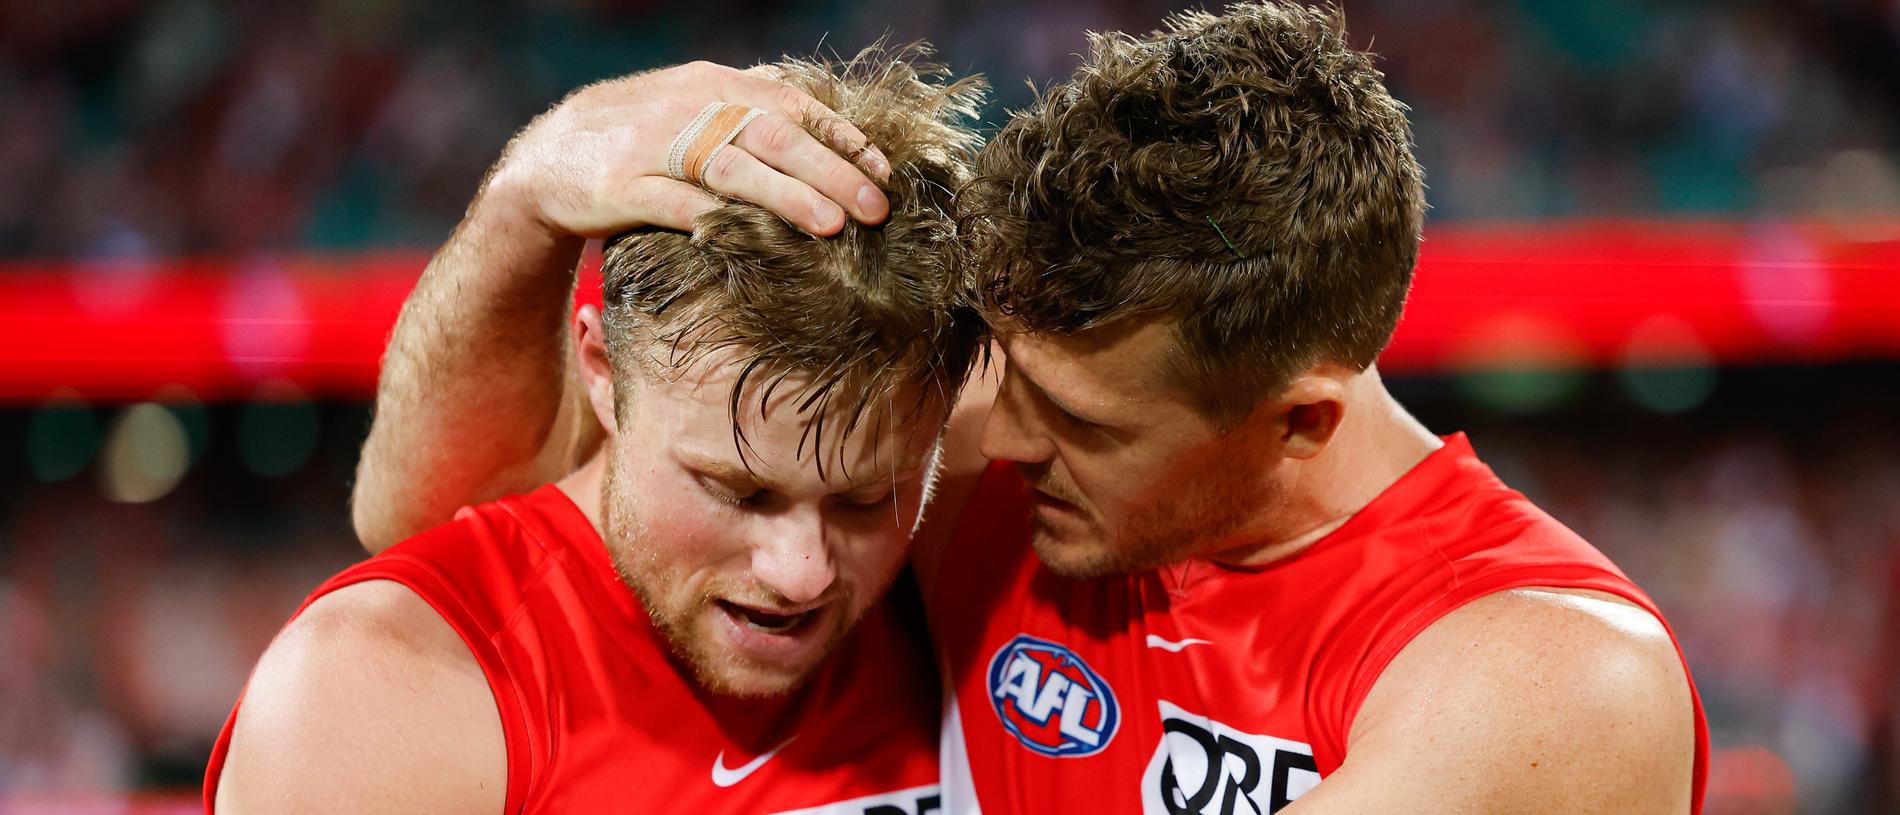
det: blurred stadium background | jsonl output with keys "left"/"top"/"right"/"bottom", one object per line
{"left": 3, "top": 0, "right": 1899, "bottom": 812}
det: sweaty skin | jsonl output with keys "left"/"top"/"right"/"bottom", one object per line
{"left": 350, "top": 267, "right": 1698, "bottom": 815}
{"left": 214, "top": 579, "right": 505, "bottom": 815}
{"left": 963, "top": 319, "right": 1696, "bottom": 813}
{"left": 344, "top": 64, "right": 1696, "bottom": 815}
{"left": 220, "top": 309, "right": 950, "bottom": 813}
{"left": 221, "top": 59, "right": 901, "bottom": 815}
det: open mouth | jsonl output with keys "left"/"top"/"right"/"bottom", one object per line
{"left": 716, "top": 600, "right": 818, "bottom": 636}
{"left": 1031, "top": 488, "right": 1084, "bottom": 517}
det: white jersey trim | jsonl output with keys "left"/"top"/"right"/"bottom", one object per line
{"left": 940, "top": 692, "right": 983, "bottom": 815}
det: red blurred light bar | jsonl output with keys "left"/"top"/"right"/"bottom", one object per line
{"left": 1387, "top": 220, "right": 1900, "bottom": 373}
{"left": 2, "top": 221, "right": 1898, "bottom": 403}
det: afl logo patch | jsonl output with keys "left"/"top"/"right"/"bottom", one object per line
{"left": 986, "top": 634, "right": 1119, "bottom": 757}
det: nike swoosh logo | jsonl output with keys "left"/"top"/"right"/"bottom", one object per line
{"left": 711, "top": 737, "right": 796, "bottom": 787}
{"left": 1145, "top": 634, "right": 1212, "bottom": 652}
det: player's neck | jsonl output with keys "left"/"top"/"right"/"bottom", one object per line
{"left": 1316, "top": 368, "right": 1441, "bottom": 503}
{"left": 557, "top": 452, "right": 608, "bottom": 534}
{"left": 1211, "top": 369, "right": 1440, "bottom": 568}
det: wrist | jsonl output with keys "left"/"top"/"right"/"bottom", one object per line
{"left": 452, "top": 174, "right": 584, "bottom": 288}
{"left": 420, "top": 166, "right": 586, "bottom": 318}
{"left": 469, "top": 165, "right": 572, "bottom": 248}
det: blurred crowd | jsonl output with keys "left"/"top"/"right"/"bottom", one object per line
{"left": 2, "top": 0, "right": 1899, "bottom": 261}
{"left": 1461, "top": 367, "right": 1900, "bottom": 814}
{"left": 0, "top": 402, "right": 368, "bottom": 799}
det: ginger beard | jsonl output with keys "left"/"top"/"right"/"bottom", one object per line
{"left": 593, "top": 353, "right": 944, "bottom": 698}
{"left": 602, "top": 458, "right": 856, "bottom": 698}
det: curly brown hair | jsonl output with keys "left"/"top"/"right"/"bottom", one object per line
{"left": 602, "top": 43, "right": 987, "bottom": 475}
{"left": 963, "top": 2, "right": 1425, "bottom": 425}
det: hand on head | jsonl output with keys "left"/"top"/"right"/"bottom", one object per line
{"left": 483, "top": 60, "right": 894, "bottom": 240}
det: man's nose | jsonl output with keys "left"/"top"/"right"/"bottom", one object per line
{"left": 749, "top": 507, "right": 837, "bottom": 605}
{"left": 978, "top": 363, "right": 1058, "bottom": 465}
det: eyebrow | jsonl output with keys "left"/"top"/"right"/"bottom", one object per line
{"left": 680, "top": 450, "right": 927, "bottom": 493}
{"left": 1016, "top": 368, "right": 1105, "bottom": 425}
{"left": 682, "top": 455, "right": 766, "bottom": 489}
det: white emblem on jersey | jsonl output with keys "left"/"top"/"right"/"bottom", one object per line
{"left": 766, "top": 783, "right": 943, "bottom": 815}
{"left": 1141, "top": 701, "right": 1320, "bottom": 815}
{"left": 712, "top": 737, "right": 796, "bottom": 787}
{"left": 1144, "top": 635, "right": 1213, "bottom": 652}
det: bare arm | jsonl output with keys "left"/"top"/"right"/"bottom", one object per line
{"left": 213, "top": 580, "right": 504, "bottom": 814}
{"left": 1287, "top": 588, "right": 1697, "bottom": 814}
{"left": 351, "top": 61, "right": 895, "bottom": 553}
{"left": 349, "top": 193, "right": 593, "bottom": 555}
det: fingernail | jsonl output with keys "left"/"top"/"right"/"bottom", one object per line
{"left": 863, "top": 148, "right": 891, "bottom": 179}
{"left": 856, "top": 185, "right": 883, "bottom": 219}
{"left": 814, "top": 199, "right": 844, "bottom": 231}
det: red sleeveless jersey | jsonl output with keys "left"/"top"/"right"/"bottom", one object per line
{"left": 926, "top": 434, "right": 1708, "bottom": 814}
{"left": 204, "top": 485, "right": 942, "bottom": 814}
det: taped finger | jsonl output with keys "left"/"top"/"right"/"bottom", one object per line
{"left": 698, "top": 143, "right": 845, "bottom": 235}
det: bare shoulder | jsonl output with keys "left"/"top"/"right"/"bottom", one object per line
{"left": 1294, "top": 588, "right": 1696, "bottom": 814}
{"left": 214, "top": 579, "right": 506, "bottom": 815}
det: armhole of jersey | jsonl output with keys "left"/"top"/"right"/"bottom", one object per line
{"left": 1320, "top": 564, "right": 1709, "bottom": 812}
{"left": 353, "top": 556, "right": 535, "bottom": 815}
{"left": 202, "top": 558, "right": 535, "bottom": 815}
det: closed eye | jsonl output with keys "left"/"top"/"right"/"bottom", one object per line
{"left": 836, "top": 491, "right": 897, "bottom": 511}
{"left": 696, "top": 474, "right": 767, "bottom": 508}
{"left": 1055, "top": 406, "right": 1102, "bottom": 431}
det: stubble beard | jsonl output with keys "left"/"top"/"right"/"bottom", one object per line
{"left": 600, "top": 460, "right": 845, "bottom": 699}
{"left": 600, "top": 459, "right": 817, "bottom": 695}
{"left": 1027, "top": 458, "right": 1271, "bottom": 581}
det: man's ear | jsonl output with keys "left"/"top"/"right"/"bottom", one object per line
{"left": 574, "top": 305, "right": 619, "bottom": 436}
{"left": 1271, "top": 372, "right": 1347, "bottom": 460}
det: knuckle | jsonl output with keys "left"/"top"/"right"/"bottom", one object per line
{"left": 751, "top": 116, "right": 798, "bottom": 154}
{"left": 773, "top": 85, "right": 813, "bottom": 118}
{"left": 666, "top": 189, "right": 704, "bottom": 221}
{"left": 811, "top": 113, "right": 855, "bottom": 151}
{"left": 837, "top": 122, "right": 870, "bottom": 150}
{"left": 704, "top": 146, "right": 744, "bottom": 182}
{"left": 567, "top": 172, "right": 608, "bottom": 218}
{"left": 823, "top": 159, "right": 865, "bottom": 190}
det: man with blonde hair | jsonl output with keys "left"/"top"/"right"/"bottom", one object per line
{"left": 208, "top": 47, "right": 982, "bottom": 814}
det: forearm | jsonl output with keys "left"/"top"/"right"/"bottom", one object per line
{"left": 348, "top": 61, "right": 894, "bottom": 553}
{"left": 351, "top": 184, "right": 589, "bottom": 553}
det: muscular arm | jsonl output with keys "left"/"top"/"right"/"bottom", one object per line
{"left": 350, "top": 192, "right": 595, "bottom": 554}
{"left": 1287, "top": 588, "right": 1698, "bottom": 814}
{"left": 213, "top": 580, "right": 505, "bottom": 814}
{"left": 350, "top": 62, "right": 895, "bottom": 553}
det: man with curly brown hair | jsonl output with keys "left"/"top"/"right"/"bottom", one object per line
{"left": 917, "top": 5, "right": 1705, "bottom": 813}
{"left": 345, "top": 3, "right": 1707, "bottom": 814}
